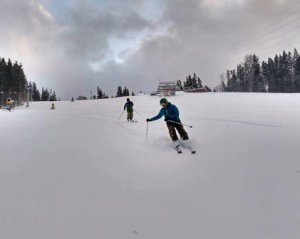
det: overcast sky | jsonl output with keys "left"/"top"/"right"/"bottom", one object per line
{"left": 1, "top": 0, "right": 300, "bottom": 99}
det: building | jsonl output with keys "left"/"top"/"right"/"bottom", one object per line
{"left": 157, "top": 81, "right": 176, "bottom": 97}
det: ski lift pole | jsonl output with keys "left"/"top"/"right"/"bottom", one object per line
{"left": 166, "top": 120, "right": 193, "bottom": 128}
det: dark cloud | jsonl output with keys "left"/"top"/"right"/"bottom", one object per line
{"left": 1, "top": 0, "right": 300, "bottom": 99}
{"left": 58, "top": 2, "right": 153, "bottom": 61}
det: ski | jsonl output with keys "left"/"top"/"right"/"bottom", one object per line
{"left": 127, "top": 120, "right": 137, "bottom": 123}
{"left": 175, "top": 145, "right": 182, "bottom": 154}
{"left": 190, "top": 149, "right": 196, "bottom": 154}
{"left": 186, "top": 147, "right": 196, "bottom": 154}
{"left": 180, "top": 141, "right": 196, "bottom": 154}
{"left": 172, "top": 141, "right": 197, "bottom": 154}
{"left": 186, "top": 145, "right": 196, "bottom": 154}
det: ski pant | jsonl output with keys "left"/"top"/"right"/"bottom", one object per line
{"left": 166, "top": 121, "right": 189, "bottom": 141}
{"left": 127, "top": 111, "right": 133, "bottom": 121}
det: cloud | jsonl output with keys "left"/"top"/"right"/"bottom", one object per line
{"left": 1, "top": 0, "right": 300, "bottom": 99}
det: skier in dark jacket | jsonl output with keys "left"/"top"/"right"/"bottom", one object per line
{"left": 146, "top": 98, "right": 194, "bottom": 152}
{"left": 124, "top": 98, "right": 134, "bottom": 122}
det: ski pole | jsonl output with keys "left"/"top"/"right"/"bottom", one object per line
{"left": 166, "top": 120, "right": 193, "bottom": 128}
{"left": 146, "top": 122, "right": 149, "bottom": 140}
{"left": 118, "top": 110, "right": 125, "bottom": 120}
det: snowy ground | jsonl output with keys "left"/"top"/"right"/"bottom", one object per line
{"left": 0, "top": 92, "right": 300, "bottom": 239}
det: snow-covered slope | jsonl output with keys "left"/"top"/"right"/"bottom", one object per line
{"left": 0, "top": 93, "right": 299, "bottom": 239}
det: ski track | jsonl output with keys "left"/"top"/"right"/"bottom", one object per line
{"left": 69, "top": 110, "right": 146, "bottom": 139}
{"left": 197, "top": 117, "right": 284, "bottom": 128}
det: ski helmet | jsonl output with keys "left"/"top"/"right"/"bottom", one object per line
{"left": 160, "top": 98, "right": 168, "bottom": 105}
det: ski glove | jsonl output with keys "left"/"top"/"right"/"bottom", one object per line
{"left": 146, "top": 118, "right": 151, "bottom": 122}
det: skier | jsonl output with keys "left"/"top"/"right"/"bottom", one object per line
{"left": 146, "top": 98, "right": 195, "bottom": 153}
{"left": 6, "top": 98, "right": 14, "bottom": 111}
{"left": 124, "top": 98, "right": 134, "bottom": 122}
{"left": 50, "top": 103, "right": 55, "bottom": 110}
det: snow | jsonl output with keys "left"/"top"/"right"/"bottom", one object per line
{"left": 0, "top": 92, "right": 300, "bottom": 239}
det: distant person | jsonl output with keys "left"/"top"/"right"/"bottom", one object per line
{"left": 124, "top": 98, "right": 134, "bottom": 122}
{"left": 6, "top": 98, "right": 14, "bottom": 111}
{"left": 146, "top": 98, "right": 195, "bottom": 153}
{"left": 50, "top": 103, "right": 55, "bottom": 110}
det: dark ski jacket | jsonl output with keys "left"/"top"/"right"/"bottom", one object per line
{"left": 124, "top": 101, "right": 134, "bottom": 112}
{"left": 149, "top": 102, "right": 180, "bottom": 122}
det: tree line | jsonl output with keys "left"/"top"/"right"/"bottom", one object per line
{"left": 115, "top": 86, "right": 135, "bottom": 97}
{"left": 76, "top": 85, "right": 135, "bottom": 101}
{"left": 0, "top": 58, "right": 27, "bottom": 104}
{"left": 176, "top": 73, "right": 211, "bottom": 91}
{"left": 0, "top": 57, "right": 57, "bottom": 105}
{"left": 220, "top": 48, "right": 300, "bottom": 93}
{"left": 30, "top": 82, "right": 57, "bottom": 101}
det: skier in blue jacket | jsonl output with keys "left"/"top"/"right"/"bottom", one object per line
{"left": 146, "top": 98, "right": 192, "bottom": 152}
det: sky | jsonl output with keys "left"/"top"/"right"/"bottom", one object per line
{"left": 1, "top": 0, "right": 300, "bottom": 99}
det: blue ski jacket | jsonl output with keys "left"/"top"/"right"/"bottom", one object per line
{"left": 149, "top": 102, "right": 180, "bottom": 122}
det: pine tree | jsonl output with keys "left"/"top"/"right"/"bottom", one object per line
{"left": 293, "top": 48, "right": 299, "bottom": 66}
{"left": 227, "top": 70, "right": 239, "bottom": 92}
{"left": 266, "top": 58, "right": 275, "bottom": 92}
{"left": 97, "top": 86, "right": 103, "bottom": 99}
{"left": 96, "top": 87, "right": 108, "bottom": 99}
{"left": 185, "top": 75, "right": 192, "bottom": 89}
{"left": 41, "top": 88, "right": 49, "bottom": 101}
{"left": 116, "top": 86, "right": 123, "bottom": 97}
{"left": 243, "top": 55, "right": 254, "bottom": 92}
{"left": 122, "top": 87, "right": 129, "bottom": 96}
{"left": 230, "top": 70, "right": 238, "bottom": 92}
{"left": 294, "top": 57, "right": 300, "bottom": 92}
{"left": 261, "top": 61, "right": 269, "bottom": 92}
{"left": 226, "top": 70, "right": 232, "bottom": 91}
{"left": 287, "top": 51, "right": 294, "bottom": 92}
{"left": 11, "top": 62, "right": 20, "bottom": 93}
{"left": 197, "top": 77, "right": 203, "bottom": 88}
{"left": 237, "top": 64, "right": 245, "bottom": 92}
{"left": 252, "top": 54, "right": 265, "bottom": 92}
{"left": 32, "top": 82, "right": 41, "bottom": 101}
{"left": 5, "top": 59, "right": 13, "bottom": 93}
{"left": 49, "top": 90, "right": 57, "bottom": 101}
{"left": 0, "top": 58, "right": 7, "bottom": 93}
{"left": 273, "top": 55, "right": 280, "bottom": 92}
{"left": 17, "top": 64, "right": 27, "bottom": 93}
{"left": 192, "top": 73, "right": 198, "bottom": 88}
{"left": 278, "top": 51, "right": 293, "bottom": 92}
{"left": 182, "top": 73, "right": 204, "bottom": 89}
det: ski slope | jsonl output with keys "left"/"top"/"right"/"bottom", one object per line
{"left": 0, "top": 92, "right": 299, "bottom": 239}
